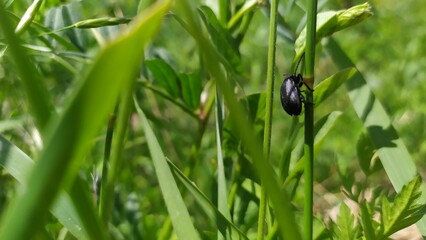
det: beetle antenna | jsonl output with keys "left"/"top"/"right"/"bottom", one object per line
{"left": 294, "top": 52, "right": 305, "bottom": 74}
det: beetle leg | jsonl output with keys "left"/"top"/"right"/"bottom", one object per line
{"left": 299, "top": 92, "right": 314, "bottom": 105}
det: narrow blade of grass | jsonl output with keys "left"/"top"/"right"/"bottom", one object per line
{"left": 324, "top": 37, "right": 426, "bottom": 235}
{"left": 0, "top": 3, "right": 55, "bottom": 131}
{"left": 175, "top": 1, "right": 302, "bottom": 239}
{"left": 135, "top": 101, "right": 201, "bottom": 240}
{"left": 167, "top": 158, "right": 248, "bottom": 240}
{"left": 0, "top": 1, "right": 171, "bottom": 239}
{"left": 0, "top": 136, "right": 94, "bottom": 239}
{"left": 215, "top": 91, "right": 232, "bottom": 240}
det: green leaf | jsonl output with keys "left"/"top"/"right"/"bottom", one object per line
{"left": 335, "top": 203, "right": 359, "bottom": 240}
{"left": 0, "top": 1, "right": 171, "bottom": 239}
{"left": 135, "top": 101, "right": 201, "bottom": 240}
{"left": 359, "top": 201, "right": 376, "bottom": 240}
{"left": 223, "top": 93, "right": 266, "bottom": 183}
{"left": 145, "top": 58, "right": 181, "bottom": 98}
{"left": 325, "top": 37, "right": 426, "bottom": 235}
{"left": 15, "top": 0, "right": 44, "bottom": 35}
{"left": 313, "top": 68, "right": 357, "bottom": 107}
{"left": 178, "top": 73, "right": 202, "bottom": 110}
{"left": 356, "top": 131, "right": 382, "bottom": 176}
{"left": 198, "top": 5, "right": 242, "bottom": 73}
{"left": 380, "top": 176, "right": 425, "bottom": 238}
{"left": 295, "top": 2, "right": 372, "bottom": 57}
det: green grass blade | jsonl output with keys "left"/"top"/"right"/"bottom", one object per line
{"left": 324, "top": 37, "right": 426, "bottom": 235}
{"left": 0, "top": 1, "right": 171, "bottom": 239}
{"left": 175, "top": 1, "right": 301, "bottom": 239}
{"left": 135, "top": 101, "right": 201, "bottom": 240}
{"left": 67, "top": 176, "right": 108, "bottom": 240}
{"left": 215, "top": 91, "right": 232, "bottom": 240}
{"left": 0, "top": 3, "right": 55, "bottom": 131}
{"left": 167, "top": 158, "right": 248, "bottom": 240}
{"left": 0, "top": 136, "right": 92, "bottom": 239}
{"left": 99, "top": 84, "right": 133, "bottom": 226}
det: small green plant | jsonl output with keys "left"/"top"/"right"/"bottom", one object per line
{"left": 333, "top": 176, "right": 426, "bottom": 240}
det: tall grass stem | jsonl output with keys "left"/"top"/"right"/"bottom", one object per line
{"left": 304, "top": 0, "right": 317, "bottom": 239}
{"left": 258, "top": 0, "right": 278, "bottom": 239}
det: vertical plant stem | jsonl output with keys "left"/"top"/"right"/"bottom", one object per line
{"left": 98, "top": 106, "right": 117, "bottom": 222}
{"left": 218, "top": 0, "right": 228, "bottom": 25}
{"left": 304, "top": 0, "right": 317, "bottom": 239}
{"left": 99, "top": 83, "right": 134, "bottom": 226}
{"left": 258, "top": 0, "right": 278, "bottom": 239}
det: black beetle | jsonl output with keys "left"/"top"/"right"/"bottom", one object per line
{"left": 280, "top": 56, "right": 313, "bottom": 116}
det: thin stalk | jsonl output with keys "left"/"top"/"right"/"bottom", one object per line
{"left": 304, "top": 0, "right": 317, "bottom": 239}
{"left": 98, "top": 107, "right": 117, "bottom": 219}
{"left": 258, "top": 0, "right": 278, "bottom": 239}
{"left": 216, "top": 88, "right": 232, "bottom": 240}
{"left": 99, "top": 83, "right": 134, "bottom": 226}
{"left": 227, "top": 0, "right": 257, "bottom": 30}
{"left": 218, "top": 0, "right": 229, "bottom": 25}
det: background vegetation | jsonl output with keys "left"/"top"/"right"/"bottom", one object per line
{"left": 0, "top": 0, "right": 426, "bottom": 239}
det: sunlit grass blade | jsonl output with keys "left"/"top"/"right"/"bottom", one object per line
{"left": 175, "top": 1, "right": 301, "bottom": 239}
{"left": 167, "top": 158, "right": 248, "bottom": 240}
{"left": 135, "top": 100, "right": 201, "bottom": 240}
{"left": 99, "top": 84, "right": 133, "bottom": 226}
{"left": 0, "top": 1, "right": 171, "bottom": 239}
{"left": 215, "top": 91, "right": 232, "bottom": 240}
{"left": 0, "top": 136, "right": 92, "bottom": 239}
{"left": 324, "top": 37, "right": 426, "bottom": 235}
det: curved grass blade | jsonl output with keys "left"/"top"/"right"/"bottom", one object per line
{"left": 215, "top": 91, "right": 233, "bottom": 240}
{"left": 0, "top": 1, "right": 171, "bottom": 239}
{"left": 175, "top": 1, "right": 301, "bottom": 239}
{"left": 167, "top": 158, "right": 248, "bottom": 240}
{"left": 324, "top": 37, "right": 426, "bottom": 235}
{"left": 135, "top": 101, "right": 201, "bottom": 240}
{"left": 0, "top": 136, "right": 95, "bottom": 239}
